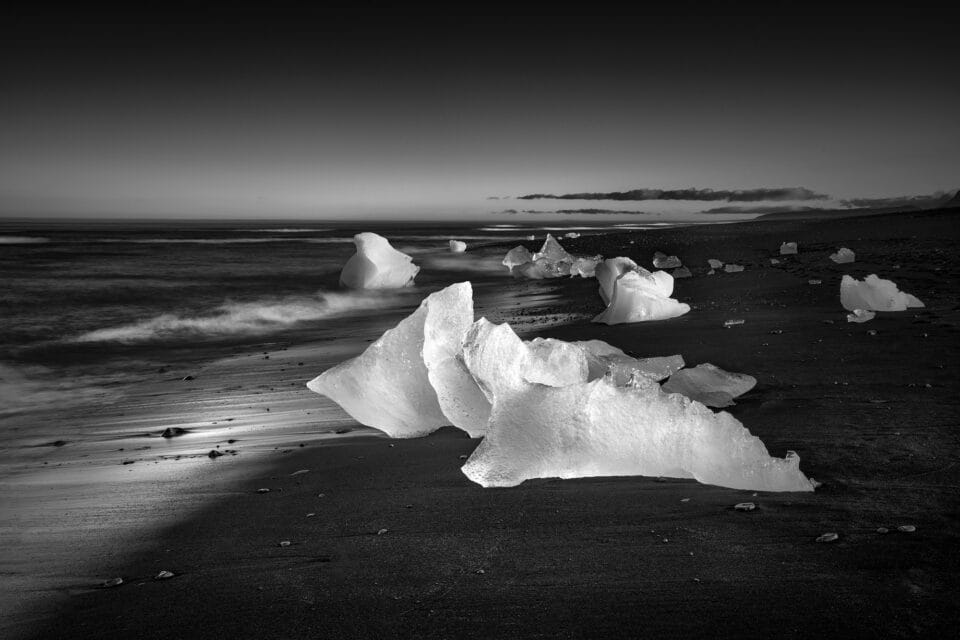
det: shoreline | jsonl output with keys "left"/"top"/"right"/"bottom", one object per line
{"left": 3, "top": 207, "right": 959, "bottom": 638}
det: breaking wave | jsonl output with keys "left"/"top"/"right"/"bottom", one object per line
{"left": 73, "top": 291, "right": 402, "bottom": 343}
{"left": 0, "top": 236, "right": 49, "bottom": 244}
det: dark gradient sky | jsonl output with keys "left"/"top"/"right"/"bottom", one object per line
{"left": 1, "top": 9, "right": 957, "bottom": 219}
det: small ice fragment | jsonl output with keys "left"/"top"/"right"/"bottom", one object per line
{"left": 770, "top": 258, "right": 780, "bottom": 265}
{"left": 734, "top": 502, "right": 756, "bottom": 511}
{"left": 564, "top": 232, "right": 580, "bottom": 239}
{"left": 449, "top": 240, "right": 467, "bottom": 253}
{"left": 672, "top": 266, "right": 693, "bottom": 279}
{"left": 723, "top": 319, "right": 745, "bottom": 327}
{"left": 525, "top": 235, "right": 536, "bottom": 241}
{"left": 846, "top": 309, "right": 876, "bottom": 323}
{"left": 724, "top": 264, "right": 744, "bottom": 273}
{"left": 503, "top": 234, "right": 588, "bottom": 279}
{"left": 569, "top": 255, "right": 603, "bottom": 278}
{"left": 102, "top": 577, "right": 123, "bottom": 588}
{"left": 502, "top": 245, "right": 534, "bottom": 273}
{"left": 708, "top": 259, "right": 723, "bottom": 269}
{"left": 339, "top": 232, "right": 419, "bottom": 289}
{"left": 377, "top": 528, "right": 389, "bottom": 535}
{"left": 829, "top": 247, "right": 855, "bottom": 264}
{"left": 662, "top": 363, "right": 757, "bottom": 408}
{"left": 256, "top": 488, "right": 270, "bottom": 493}
{"left": 809, "top": 279, "right": 822, "bottom": 285}
{"left": 876, "top": 527, "right": 889, "bottom": 534}
{"left": 780, "top": 242, "right": 798, "bottom": 255}
{"left": 897, "top": 525, "right": 916, "bottom": 533}
{"left": 840, "top": 274, "right": 924, "bottom": 311}
{"left": 289, "top": 469, "right": 309, "bottom": 476}
{"left": 279, "top": 540, "right": 291, "bottom": 547}
{"left": 155, "top": 570, "right": 175, "bottom": 580}
{"left": 816, "top": 532, "right": 839, "bottom": 543}
{"left": 652, "top": 251, "right": 682, "bottom": 269}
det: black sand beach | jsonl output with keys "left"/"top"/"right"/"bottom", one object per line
{"left": 6, "top": 208, "right": 960, "bottom": 639}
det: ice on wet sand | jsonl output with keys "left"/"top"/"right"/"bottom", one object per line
{"left": 449, "top": 240, "right": 467, "bottom": 253}
{"left": 652, "top": 251, "right": 682, "bottom": 269}
{"left": 593, "top": 259, "right": 689, "bottom": 325}
{"left": 461, "top": 373, "right": 815, "bottom": 492}
{"left": 661, "top": 363, "right": 757, "bottom": 408}
{"left": 780, "top": 242, "right": 798, "bottom": 255}
{"left": 846, "top": 309, "right": 876, "bottom": 323}
{"left": 830, "top": 247, "right": 855, "bottom": 264}
{"left": 308, "top": 282, "right": 485, "bottom": 437}
{"left": 840, "top": 274, "right": 924, "bottom": 311}
{"left": 339, "top": 232, "right": 419, "bottom": 289}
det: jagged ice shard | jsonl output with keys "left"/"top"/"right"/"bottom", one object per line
{"left": 460, "top": 353, "right": 814, "bottom": 492}
{"left": 502, "top": 234, "right": 598, "bottom": 279}
{"left": 449, "top": 240, "right": 467, "bottom": 253}
{"left": 840, "top": 274, "right": 924, "bottom": 312}
{"left": 307, "top": 282, "right": 489, "bottom": 437}
{"left": 339, "top": 232, "right": 419, "bottom": 289}
{"left": 661, "top": 363, "right": 757, "bottom": 408}
{"left": 593, "top": 259, "right": 690, "bottom": 325}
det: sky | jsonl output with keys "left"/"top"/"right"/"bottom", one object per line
{"left": 1, "top": 7, "right": 958, "bottom": 220}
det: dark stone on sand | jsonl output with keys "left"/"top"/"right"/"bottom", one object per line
{"left": 335, "top": 428, "right": 351, "bottom": 434}
{"left": 41, "top": 440, "right": 68, "bottom": 447}
{"left": 208, "top": 450, "right": 224, "bottom": 459}
{"left": 228, "top": 439, "right": 237, "bottom": 444}
{"left": 181, "top": 375, "right": 194, "bottom": 381}
{"left": 161, "top": 427, "right": 189, "bottom": 438}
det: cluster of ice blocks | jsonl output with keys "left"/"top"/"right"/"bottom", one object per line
{"left": 308, "top": 282, "right": 815, "bottom": 493}
{"left": 502, "top": 235, "right": 602, "bottom": 280}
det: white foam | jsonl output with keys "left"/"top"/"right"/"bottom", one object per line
{"left": 73, "top": 292, "right": 395, "bottom": 343}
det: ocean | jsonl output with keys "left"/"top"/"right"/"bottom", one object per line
{"left": 0, "top": 218, "right": 672, "bottom": 478}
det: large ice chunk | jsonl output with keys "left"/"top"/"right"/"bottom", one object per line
{"left": 460, "top": 375, "right": 815, "bottom": 492}
{"left": 449, "top": 240, "right": 467, "bottom": 253}
{"left": 840, "top": 274, "right": 924, "bottom": 311}
{"left": 339, "top": 232, "right": 419, "bottom": 289}
{"left": 830, "top": 247, "right": 855, "bottom": 264}
{"left": 307, "top": 282, "right": 486, "bottom": 437}
{"left": 661, "top": 363, "right": 757, "bottom": 408}
{"left": 596, "top": 257, "right": 640, "bottom": 304}
{"left": 593, "top": 268, "right": 689, "bottom": 325}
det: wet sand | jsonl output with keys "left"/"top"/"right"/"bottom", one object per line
{"left": 6, "top": 208, "right": 960, "bottom": 638}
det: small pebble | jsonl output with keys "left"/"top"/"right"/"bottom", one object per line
{"left": 816, "top": 532, "right": 839, "bottom": 543}
{"left": 279, "top": 540, "right": 291, "bottom": 547}
{"left": 876, "top": 527, "right": 889, "bottom": 534}
{"left": 256, "top": 488, "right": 270, "bottom": 494}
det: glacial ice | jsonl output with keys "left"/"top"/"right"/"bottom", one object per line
{"left": 564, "top": 232, "right": 581, "bottom": 239}
{"left": 780, "top": 242, "right": 798, "bottom": 255}
{"left": 339, "top": 232, "right": 419, "bottom": 289}
{"left": 846, "top": 309, "right": 876, "bottom": 323}
{"left": 502, "top": 246, "right": 534, "bottom": 273}
{"left": 840, "top": 274, "right": 924, "bottom": 312}
{"left": 307, "top": 282, "right": 486, "bottom": 437}
{"left": 460, "top": 374, "right": 815, "bottom": 492}
{"left": 672, "top": 266, "right": 692, "bottom": 279}
{"left": 724, "top": 264, "right": 744, "bottom": 273}
{"left": 653, "top": 252, "right": 682, "bottom": 269}
{"left": 574, "top": 340, "right": 685, "bottom": 384}
{"left": 502, "top": 234, "right": 597, "bottom": 279}
{"left": 449, "top": 240, "right": 467, "bottom": 253}
{"left": 708, "top": 259, "right": 724, "bottom": 269}
{"left": 830, "top": 247, "right": 855, "bottom": 264}
{"left": 593, "top": 262, "right": 689, "bottom": 325}
{"left": 661, "top": 363, "right": 757, "bottom": 408}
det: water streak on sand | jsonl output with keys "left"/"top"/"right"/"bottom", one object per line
{"left": 73, "top": 291, "right": 405, "bottom": 343}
